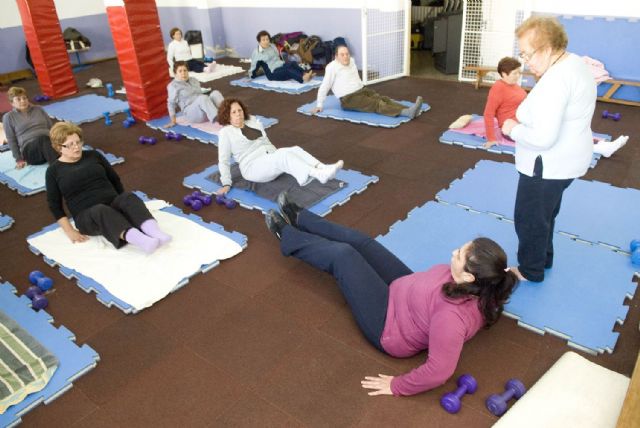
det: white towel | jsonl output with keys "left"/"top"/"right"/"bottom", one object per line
{"left": 27, "top": 200, "right": 244, "bottom": 311}
{"left": 190, "top": 64, "right": 245, "bottom": 83}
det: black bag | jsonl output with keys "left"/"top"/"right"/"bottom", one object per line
{"left": 184, "top": 30, "right": 203, "bottom": 45}
{"left": 62, "top": 27, "right": 91, "bottom": 51}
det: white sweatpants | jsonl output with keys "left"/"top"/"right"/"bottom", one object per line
{"left": 183, "top": 90, "right": 224, "bottom": 123}
{"left": 241, "top": 146, "right": 320, "bottom": 186}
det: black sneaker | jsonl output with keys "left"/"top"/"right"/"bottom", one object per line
{"left": 265, "top": 210, "right": 287, "bottom": 240}
{"left": 277, "top": 191, "right": 303, "bottom": 227}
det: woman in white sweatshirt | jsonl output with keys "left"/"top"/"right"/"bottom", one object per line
{"left": 501, "top": 17, "right": 596, "bottom": 282}
{"left": 216, "top": 98, "right": 343, "bottom": 196}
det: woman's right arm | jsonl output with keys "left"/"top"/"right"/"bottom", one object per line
{"left": 165, "top": 82, "right": 178, "bottom": 127}
{"left": 217, "top": 128, "right": 234, "bottom": 194}
{"left": 249, "top": 48, "right": 259, "bottom": 77}
{"left": 45, "top": 166, "right": 88, "bottom": 243}
{"left": 167, "top": 41, "right": 174, "bottom": 68}
{"left": 2, "top": 114, "right": 25, "bottom": 167}
{"left": 483, "top": 84, "right": 501, "bottom": 145}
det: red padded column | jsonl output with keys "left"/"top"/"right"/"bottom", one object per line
{"left": 16, "top": 0, "right": 78, "bottom": 98}
{"left": 106, "top": 0, "right": 169, "bottom": 121}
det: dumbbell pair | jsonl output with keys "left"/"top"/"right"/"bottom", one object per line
{"left": 183, "top": 191, "right": 237, "bottom": 211}
{"left": 25, "top": 270, "right": 54, "bottom": 311}
{"left": 440, "top": 374, "right": 526, "bottom": 416}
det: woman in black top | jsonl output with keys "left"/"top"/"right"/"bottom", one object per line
{"left": 45, "top": 122, "right": 171, "bottom": 254}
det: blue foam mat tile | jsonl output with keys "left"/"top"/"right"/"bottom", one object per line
{"left": 43, "top": 94, "right": 129, "bottom": 124}
{"left": 436, "top": 160, "right": 640, "bottom": 252}
{"left": 230, "top": 76, "right": 322, "bottom": 94}
{"left": 439, "top": 129, "right": 606, "bottom": 169}
{"left": 145, "top": 115, "right": 278, "bottom": 146}
{"left": 27, "top": 192, "right": 247, "bottom": 314}
{"left": 0, "top": 282, "right": 99, "bottom": 427}
{"left": 183, "top": 164, "right": 378, "bottom": 216}
{"left": 0, "top": 146, "right": 124, "bottom": 196}
{"left": 297, "top": 95, "right": 431, "bottom": 128}
{"left": 0, "top": 212, "right": 14, "bottom": 231}
{"left": 375, "top": 201, "right": 637, "bottom": 354}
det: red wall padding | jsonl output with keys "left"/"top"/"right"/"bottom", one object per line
{"left": 17, "top": 0, "right": 77, "bottom": 99}
{"left": 106, "top": 0, "right": 169, "bottom": 121}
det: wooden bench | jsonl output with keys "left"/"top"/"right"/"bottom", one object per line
{"left": 464, "top": 65, "right": 640, "bottom": 107}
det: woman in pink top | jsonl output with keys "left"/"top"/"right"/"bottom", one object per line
{"left": 265, "top": 193, "right": 519, "bottom": 397}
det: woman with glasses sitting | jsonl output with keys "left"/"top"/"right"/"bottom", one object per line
{"left": 45, "top": 122, "right": 171, "bottom": 254}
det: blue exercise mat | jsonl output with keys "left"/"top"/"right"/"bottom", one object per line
{"left": 376, "top": 201, "right": 638, "bottom": 355}
{"left": 0, "top": 212, "right": 14, "bottom": 231}
{"left": 0, "top": 281, "right": 99, "bottom": 427}
{"left": 439, "top": 124, "right": 610, "bottom": 169}
{"left": 230, "top": 75, "right": 322, "bottom": 94}
{"left": 297, "top": 95, "right": 431, "bottom": 128}
{"left": 183, "top": 164, "right": 379, "bottom": 216}
{"left": 145, "top": 115, "right": 278, "bottom": 146}
{"left": 0, "top": 146, "right": 124, "bottom": 196}
{"left": 436, "top": 160, "right": 640, "bottom": 252}
{"left": 43, "top": 94, "right": 129, "bottom": 124}
{"left": 27, "top": 192, "right": 248, "bottom": 314}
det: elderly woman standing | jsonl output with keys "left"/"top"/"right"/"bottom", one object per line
{"left": 501, "top": 17, "right": 596, "bottom": 282}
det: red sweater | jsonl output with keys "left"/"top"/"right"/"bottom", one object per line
{"left": 483, "top": 80, "right": 527, "bottom": 142}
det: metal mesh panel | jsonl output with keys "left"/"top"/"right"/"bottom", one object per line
{"left": 363, "top": 1, "right": 407, "bottom": 84}
{"left": 459, "top": 0, "right": 528, "bottom": 83}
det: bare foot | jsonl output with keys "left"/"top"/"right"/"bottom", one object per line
{"left": 509, "top": 266, "right": 528, "bottom": 281}
{"left": 302, "top": 71, "right": 314, "bottom": 83}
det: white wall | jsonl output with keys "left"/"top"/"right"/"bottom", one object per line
{"left": 529, "top": 0, "right": 640, "bottom": 18}
{"left": 1, "top": 0, "right": 107, "bottom": 28}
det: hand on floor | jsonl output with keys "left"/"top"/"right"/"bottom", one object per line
{"left": 361, "top": 374, "right": 393, "bottom": 396}
{"left": 483, "top": 140, "right": 498, "bottom": 149}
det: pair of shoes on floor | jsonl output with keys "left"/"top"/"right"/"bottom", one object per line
{"left": 265, "top": 191, "right": 304, "bottom": 240}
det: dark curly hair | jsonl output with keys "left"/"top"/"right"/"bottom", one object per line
{"left": 497, "top": 57, "right": 522, "bottom": 78}
{"left": 217, "top": 98, "right": 250, "bottom": 126}
{"left": 256, "top": 30, "right": 271, "bottom": 42}
{"left": 442, "top": 237, "right": 519, "bottom": 327}
{"left": 173, "top": 60, "right": 188, "bottom": 74}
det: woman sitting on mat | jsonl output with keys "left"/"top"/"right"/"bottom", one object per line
{"left": 166, "top": 27, "right": 206, "bottom": 75}
{"left": 249, "top": 30, "right": 314, "bottom": 84}
{"left": 216, "top": 98, "right": 343, "bottom": 196}
{"left": 265, "top": 193, "right": 519, "bottom": 396}
{"left": 3, "top": 86, "right": 58, "bottom": 170}
{"left": 165, "top": 61, "right": 224, "bottom": 128}
{"left": 46, "top": 122, "right": 171, "bottom": 254}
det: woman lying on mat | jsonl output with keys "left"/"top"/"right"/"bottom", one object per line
{"left": 265, "top": 193, "right": 519, "bottom": 396}
{"left": 166, "top": 27, "right": 207, "bottom": 75}
{"left": 3, "top": 86, "right": 58, "bottom": 170}
{"left": 45, "top": 122, "right": 171, "bottom": 254}
{"left": 249, "top": 30, "right": 314, "bottom": 84}
{"left": 216, "top": 98, "right": 343, "bottom": 196}
{"left": 165, "top": 61, "right": 224, "bottom": 128}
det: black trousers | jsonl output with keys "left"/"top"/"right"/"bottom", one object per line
{"left": 74, "top": 192, "right": 153, "bottom": 249}
{"left": 187, "top": 58, "right": 205, "bottom": 73}
{"left": 514, "top": 156, "right": 573, "bottom": 282}
{"left": 21, "top": 135, "right": 59, "bottom": 165}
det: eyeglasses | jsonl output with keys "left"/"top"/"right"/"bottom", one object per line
{"left": 61, "top": 140, "right": 84, "bottom": 149}
{"left": 518, "top": 48, "right": 538, "bottom": 62}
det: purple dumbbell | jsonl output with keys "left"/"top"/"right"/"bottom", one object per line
{"left": 165, "top": 131, "right": 183, "bottom": 141}
{"left": 602, "top": 110, "right": 621, "bottom": 121}
{"left": 183, "top": 193, "right": 204, "bottom": 211}
{"left": 485, "top": 379, "right": 526, "bottom": 416}
{"left": 29, "top": 270, "right": 53, "bottom": 292}
{"left": 215, "top": 194, "right": 237, "bottom": 209}
{"left": 440, "top": 374, "right": 478, "bottom": 414}
{"left": 33, "top": 94, "right": 51, "bottom": 102}
{"left": 138, "top": 136, "right": 157, "bottom": 145}
{"left": 25, "top": 286, "right": 49, "bottom": 311}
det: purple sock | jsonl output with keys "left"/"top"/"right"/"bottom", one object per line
{"left": 125, "top": 228, "right": 160, "bottom": 254}
{"left": 140, "top": 219, "right": 172, "bottom": 245}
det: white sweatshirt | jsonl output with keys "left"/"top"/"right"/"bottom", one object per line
{"left": 511, "top": 53, "right": 596, "bottom": 179}
{"left": 316, "top": 57, "right": 364, "bottom": 109}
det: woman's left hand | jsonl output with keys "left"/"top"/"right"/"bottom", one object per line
{"left": 361, "top": 374, "right": 394, "bottom": 396}
{"left": 501, "top": 119, "right": 518, "bottom": 136}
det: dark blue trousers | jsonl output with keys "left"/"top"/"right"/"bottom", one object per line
{"left": 253, "top": 60, "right": 304, "bottom": 83}
{"left": 280, "top": 210, "right": 412, "bottom": 351}
{"left": 514, "top": 156, "right": 573, "bottom": 282}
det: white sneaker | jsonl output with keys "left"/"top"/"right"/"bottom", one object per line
{"left": 320, "top": 160, "right": 344, "bottom": 171}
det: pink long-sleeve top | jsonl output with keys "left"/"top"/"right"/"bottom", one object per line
{"left": 483, "top": 79, "right": 527, "bottom": 142}
{"left": 381, "top": 264, "right": 485, "bottom": 396}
